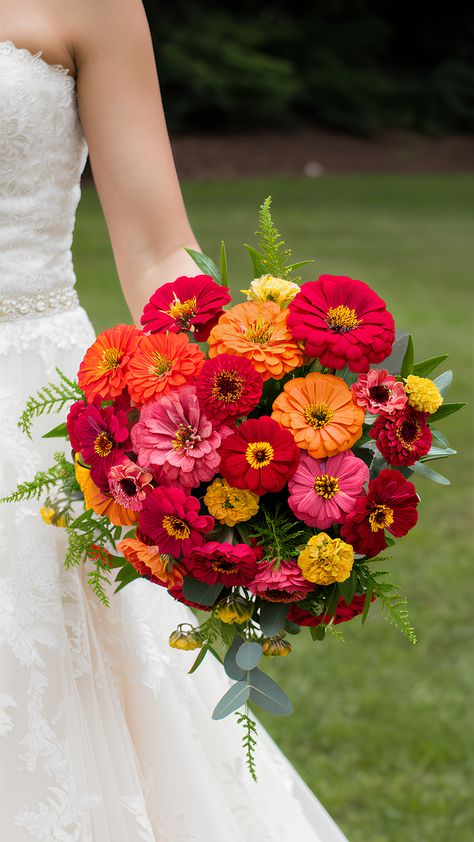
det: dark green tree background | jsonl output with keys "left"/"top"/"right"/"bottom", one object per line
{"left": 142, "top": 2, "right": 474, "bottom": 136}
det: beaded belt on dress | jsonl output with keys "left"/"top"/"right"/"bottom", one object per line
{"left": 0, "top": 287, "right": 80, "bottom": 321}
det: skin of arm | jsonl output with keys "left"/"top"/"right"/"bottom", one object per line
{"left": 72, "top": 0, "right": 202, "bottom": 323}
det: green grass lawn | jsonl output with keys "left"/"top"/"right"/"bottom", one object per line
{"left": 74, "top": 174, "right": 474, "bottom": 842}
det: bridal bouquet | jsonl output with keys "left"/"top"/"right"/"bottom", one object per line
{"left": 6, "top": 198, "right": 464, "bottom": 778}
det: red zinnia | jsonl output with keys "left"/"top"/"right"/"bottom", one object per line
{"left": 287, "top": 275, "right": 395, "bottom": 373}
{"left": 78, "top": 324, "right": 139, "bottom": 402}
{"left": 288, "top": 593, "right": 374, "bottom": 626}
{"left": 219, "top": 416, "right": 300, "bottom": 496}
{"left": 66, "top": 399, "right": 86, "bottom": 452}
{"left": 183, "top": 541, "right": 259, "bottom": 587}
{"left": 370, "top": 406, "right": 432, "bottom": 466}
{"left": 340, "top": 468, "right": 419, "bottom": 558}
{"left": 195, "top": 354, "right": 263, "bottom": 421}
{"left": 138, "top": 485, "right": 214, "bottom": 557}
{"left": 140, "top": 274, "right": 231, "bottom": 342}
{"left": 75, "top": 404, "right": 130, "bottom": 492}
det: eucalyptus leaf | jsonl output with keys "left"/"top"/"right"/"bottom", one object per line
{"left": 259, "top": 603, "right": 288, "bottom": 636}
{"left": 236, "top": 642, "right": 263, "bottom": 671}
{"left": 42, "top": 422, "right": 69, "bottom": 439}
{"left": 182, "top": 577, "right": 223, "bottom": 607}
{"left": 223, "top": 636, "right": 246, "bottom": 681}
{"left": 413, "top": 354, "right": 449, "bottom": 378}
{"left": 248, "top": 668, "right": 293, "bottom": 716}
{"left": 421, "top": 446, "right": 457, "bottom": 462}
{"left": 184, "top": 247, "right": 221, "bottom": 284}
{"left": 374, "top": 331, "right": 409, "bottom": 375}
{"left": 429, "top": 402, "right": 466, "bottom": 424}
{"left": 212, "top": 681, "right": 250, "bottom": 720}
{"left": 432, "top": 370, "right": 453, "bottom": 397}
{"left": 431, "top": 428, "right": 449, "bottom": 447}
{"left": 411, "top": 461, "right": 450, "bottom": 485}
{"left": 400, "top": 334, "right": 414, "bottom": 378}
{"left": 337, "top": 366, "right": 358, "bottom": 387}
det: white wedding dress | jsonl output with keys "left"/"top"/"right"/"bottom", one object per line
{"left": 0, "top": 41, "right": 349, "bottom": 841}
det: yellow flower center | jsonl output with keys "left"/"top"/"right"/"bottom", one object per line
{"left": 100, "top": 347, "right": 123, "bottom": 371}
{"left": 368, "top": 504, "right": 394, "bottom": 532}
{"left": 245, "top": 316, "right": 273, "bottom": 344}
{"left": 211, "top": 370, "right": 244, "bottom": 404}
{"left": 167, "top": 296, "right": 197, "bottom": 328}
{"left": 304, "top": 402, "right": 334, "bottom": 429}
{"left": 162, "top": 515, "right": 191, "bottom": 540}
{"left": 153, "top": 353, "right": 173, "bottom": 378}
{"left": 326, "top": 305, "right": 361, "bottom": 333}
{"left": 93, "top": 432, "right": 114, "bottom": 457}
{"left": 314, "top": 474, "right": 339, "bottom": 499}
{"left": 396, "top": 416, "right": 421, "bottom": 451}
{"left": 245, "top": 441, "right": 275, "bottom": 469}
{"left": 172, "top": 423, "right": 201, "bottom": 451}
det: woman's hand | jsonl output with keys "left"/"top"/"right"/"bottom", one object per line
{"left": 73, "top": 0, "right": 202, "bottom": 323}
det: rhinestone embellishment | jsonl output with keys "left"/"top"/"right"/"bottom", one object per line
{"left": 0, "top": 287, "right": 80, "bottom": 322}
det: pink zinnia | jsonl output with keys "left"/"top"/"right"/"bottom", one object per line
{"left": 184, "top": 541, "right": 259, "bottom": 587}
{"left": 108, "top": 457, "right": 154, "bottom": 511}
{"left": 139, "top": 485, "right": 214, "bottom": 557}
{"left": 248, "top": 559, "right": 315, "bottom": 603}
{"left": 131, "top": 386, "right": 232, "bottom": 488}
{"left": 351, "top": 369, "right": 407, "bottom": 416}
{"left": 288, "top": 451, "right": 369, "bottom": 529}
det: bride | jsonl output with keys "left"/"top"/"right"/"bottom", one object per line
{"left": 0, "top": 2, "right": 349, "bottom": 839}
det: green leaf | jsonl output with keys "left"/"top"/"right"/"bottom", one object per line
{"left": 411, "top": 461, "right": 450, "bottom": 485}
{"left": 223, "top": 636, "right": 246, "bottom": 681}
{"left": 361, "top": 581, "right": 374, "bottom": 625}
{"left": 338, "top": 569, "right": 358, "bottom": 606}
{"left": 184, "top": 247, "right": 221, "bottom": 284}
{"left": 429, "top": 402, "right": 466, "bottom": 423}
{"left": 212, "top": 681, "right": 250, "bottom": 720}
{"left": 337, "top": 366, "right": 358, "bottom": 387}
{"left": 243, "top": 243, "right": 268, "bottom": 278}
{"left": 310, "top": 625, "right": 326, "bottom": 641}
{"left": 400, "top": 334, "right": 414, "bottom": 378}
{"left": 219, "top": 240, "right": 228, "bottom": 286}
{"left": 236, "top": 642, "right": 263, "bottom": 671}
{"left": 421, "top": 445, "right": 457, "bottom": 462}
{"left": 182, "top": 577, "right": 223, "bottom": 606}
{"left": 432, "top": 370, "right": 453, "bottom": 397}
{"left": 325, "top": 583, "right": 340, "bottom": 617}
{"left": 413, "top": 354, "right": 449, "bottom": 378}
{"left": 285, "top": 259, "right": 315, "bottom": 273}
{"left": 374, "top": 331, "right": 409, "bottom": 375}
{"left": 188, "top": 645, "right": 209, "bottom": 674}
{"left": 259, "top": 603, "right": 288, "bottom": 636}
{"left": 248, "top": 668, "right": 293, "bottom": 716}
{"left": 42, "top": 422, "right": 69, "bottom": 439}
{"left": 430, "top": 427, "right": 449, "bottom": 447}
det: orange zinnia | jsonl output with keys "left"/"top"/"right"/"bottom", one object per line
{"left": 124, "top": 332, "right": 205, "bottom": 407}
{"left": 271, "top": 372, "right": 364, "bottom": 458}
{"left": 207, "top": 301, "right": 303, "bottom": 382}
{"left": 75, "top": 456, "right": 137, "bottom": 526}
{"left": 78, "top": 324, "right": 139, "bottom": 402}
{"left": 117, "top": 537, "right": 185, "bottom": 588}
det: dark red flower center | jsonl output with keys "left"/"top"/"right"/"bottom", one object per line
{"left": 260, "top": 588, "right": 304, "bottom": 603}
{"left": 369, "top": 384, "right": 390, "bottom": 403}
{"left": 120, "top": 478, "right": 138, "bottom": 497}
{"left": 212, "top": 369, "right": 244, "bottom": 404}
{"left": 396, "top": 416, "right": 421, "bottom": 450}
{"left": 211, "top": 557, "right": 238, "bottom": 574}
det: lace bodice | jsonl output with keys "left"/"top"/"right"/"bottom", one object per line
{"left": 0, "top": 41, "right": 87, "bottom": 300}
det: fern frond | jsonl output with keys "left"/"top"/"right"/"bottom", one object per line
{"left": 361, "top": 567, "right": 417, "bottom": 644}
{"left": 235, "top": 708, "right": 258, "bottom": 782}
{"left": 254, "top": 196, "right": 292, "bottom": 279}
{"left": 0, "top": 451, "right": 72, "bottom": 504}
{"left": 18, "top": 368, "right": 83, "bottom": 438}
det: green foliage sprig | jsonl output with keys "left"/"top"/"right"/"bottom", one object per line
{"left": 246, "top": 502, "right": 311, "bottom": 567}
{"left": 18, "top": 368, "right": 83, "bottom": 438}
{"left": 65, "top": 509, "right": 118, "bottom": 606}
{"left": 0, "top": 451, "right": 73, "bottom": 504}
{"left": 235, "top": 708, "right": 258, "bottom": 782}
{"left": 244, "top": 196, "right": 313, "bottom": 282}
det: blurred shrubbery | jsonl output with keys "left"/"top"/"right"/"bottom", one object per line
{"left": 143, "top": 2, "right": 474, "bottom": 136}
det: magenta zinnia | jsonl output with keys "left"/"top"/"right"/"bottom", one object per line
{"left": 138, "top": 485, "right": 214, "bottom": 557}
{"left": 183, "top": 541, "right": 259, "bottom": 586}
{"left": 287, "top": 275, "right": 395, "bottom": 373}
{"left": 140, "top": 274, "right": 231, "bottom": 341}
{"left": 131, "top": 386, "right": 232, "bottom": 488}
{"left": 195, "top": 354, "right": 263, "bottom": 421}
{"left": 75, "top": 404, "right": 130, "bottom": 492}
{"left": 370, "top": 405, "right": 432, "bottom": 466}
{"left": 351, "top": 369, "right": 407, "bottom": 416}
{"left": 248, "top": 559, "right": 314, "bottom": 602}
{"left": 288, "top": 450, "right": 369, "bottom": 529}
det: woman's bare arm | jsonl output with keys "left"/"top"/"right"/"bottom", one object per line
{"left": 72, "top": 0, "right": 202, "bottom": 322}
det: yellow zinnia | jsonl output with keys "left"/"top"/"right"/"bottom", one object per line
{"left": 297, "top": 532, "right": 354, "bottom": 585}
{"left": 404, "top": 375, "right": 443, "bottom": 414}
{"left": 204, "top": 477, "right": 259, "bottom": 526}
{"left": 241, "top": 275, "right": 300, "bottom": 308}
{"left": 40, "top": 505, "right": 66, "bottom": 528}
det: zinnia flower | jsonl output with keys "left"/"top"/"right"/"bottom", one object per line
{"left": 140, "top": 274, "right": 231, "bottom": 341}
{"left": 125, "top": 332, "right": 205, "bottom": 407}
{"left": 138, "top": 485, "right": 214, "bottom": 557}
{"left": 248, "top": 559, "right": 314, "bottom": 602}
{"left": 370, "top": 405, "right": 432, "bottom": 466}
{"left": 288, "top": 593, "right": 374, "bottom": 627}
{"left": 117, "top": 536, "right": 184, "bottom": 588}
{"left": 208, "top": 301, "right": 304, "bottom": 381}
{"left": 288, "top": 450, "right": 369, "bottom": 529}
{"left": 78, "top": 324, "right": 139, "bottom": 401}
{"left": 75, "top": 456, "right": 137, "bottom": 526}
{"left": 241, "top": 275, "right": 300, "bottom": 308}
{"left": 131, "top": 386, "right": 231, "bottom": 488}
{"left": 287, "top": 275, "right": 395, "bottom": 372}
{"left": 75, "top": 403, "right": 130, "bottom": 491}
{"left": 219, "top": 416, "right": 300, "bottom": 496}
{"left": 272, "top": 372, "right": 364, "bottom": 459}
{"left": 297, "top": 533, "right": 354, "bottom": 585}
{"left": 108, "top": 457, "right": 153, "bottom": 511}
{"left": 195, "top": 354, "right": 263, "bottom": 421}
{"left": 66, "top": 399, "right": 86, "bottom": 452}
{"left": 203, "top": 478, "right": 259, "bottom": 526}
{"left": 404, "top": 375, "right": 443, "bottom": 414}
{"left": 351, "top": 369, "right": 407, "bottom": 415}
{"left": 341, "top": 468, "right": 419, "bottom": 557}
{"left": 183, "top": 541, "right": 259, "bottom": 586}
